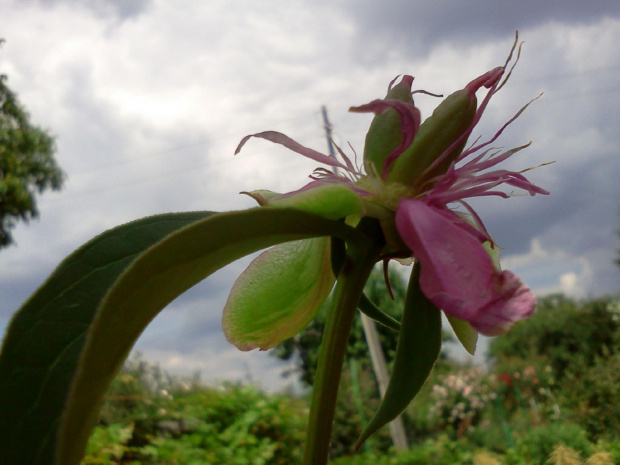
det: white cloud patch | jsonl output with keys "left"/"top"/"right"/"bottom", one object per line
{"left": 502, "top": 238, "right": 593, "bottom": 299}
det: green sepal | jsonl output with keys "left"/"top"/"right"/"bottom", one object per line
{"left": 355, "top": 261, "right": 441, "bottom": 448}
{"left": 256, "top": 183, "right": 364, "bottom": 220}
{"left": 446, "top": 314, "right": 478, "bottom": 355}
{"left": 483, "top": 239, "right": 502, "bottom": 270}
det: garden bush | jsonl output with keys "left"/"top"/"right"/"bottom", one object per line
{"left": 489, "top": 297, "right": 619, "bottom": 382}
{"left": 561, "top": 353, "right": 620, "bottom": 440}
{"left": 514, "top": 423, "right": 593, "bottom": 465}
{"left": 85, "top": 382, "right": 308, "bottom": 464}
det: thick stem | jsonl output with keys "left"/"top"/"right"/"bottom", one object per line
{"left": 302, "top": 237, "right": 381, "bottom": 465}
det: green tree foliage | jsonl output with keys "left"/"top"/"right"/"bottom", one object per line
{"left": 561, "top": 353, "right": 620, "bottom": 440}
{"left": 0, "top": 48, "right": 64, "bottom": 248}
{"left": 488, "top": 295, "right": 619, "bottom": 382}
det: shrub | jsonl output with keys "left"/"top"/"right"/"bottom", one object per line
{"left": 82, "top": 423, "right": 135, "bottom": 465}
{"left": 489, "top": 296, "right": 619, "bottom": 383}
{"left": 99, "top": 354, "right": 188, "bottom": 425}
{"left": 330, "top": 436, "right": 474, "bottom": 465}
{"left": 135, "top": 384, "right": 308, "bottom": 465}
{"left": 515, "top": 423, "right": 593, "bottom": 464}
{"left": 561, "top": 354, "right": 620, "bottom": 440}
{"left": 88, "top": 381, "right": 308, "bottom": 464}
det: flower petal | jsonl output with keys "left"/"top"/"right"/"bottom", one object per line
{"left": 350, "top": 94, "right": 420, "bottom": 178}
{"left": 235, "top": 130, "right": 353, "bottom": 172}
{"left": 222, "top": 237, "right": 335, "bottom": 351}
{"left": 395, "top": 198, "right": 535, "bottom": 335}
{"left": 472, "top": 270, "right": 536, "bottom": 336}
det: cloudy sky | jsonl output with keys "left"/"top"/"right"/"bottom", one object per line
{"left": 1, "top": 0, "right": 619, "bottom": 391}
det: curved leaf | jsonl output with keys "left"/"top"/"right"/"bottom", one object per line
{"left": 0, "top": 208, "right": 361, "bottom": 465}
{"left": 223, "top": 237, "right": 335, "bottom": 351}
{"left": 0, "top": 211, "right": 213, "bottom": 465}
{"left": 355, "top": 262, "right": 441, "bottom": 448}
{"left": 57, "top": 207, "right": 361, "bottom": 465}
{"left": 358, "top": 293, "right": 401, "bottom": 332}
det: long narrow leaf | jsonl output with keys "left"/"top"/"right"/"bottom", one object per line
{"left": 0, "top": 208, "right": 360, "bottom": 465}
{"left": 0, "top": 211, "right": 213, "bottom": 465}
{"left": 355, "top": 262, "right": 441, "bottom": 448}
{"left": 57, "top": 207, "right": 360, "bottom": 465}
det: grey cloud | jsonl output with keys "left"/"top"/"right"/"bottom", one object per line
{"left": 30, "top": 0, "right": 153, "bottom": 20}
{"left": 335, "top": 0, "right": 620, "bottom": 61}
{"left": 0, "top": 270, "right": 50, "bottom": 321}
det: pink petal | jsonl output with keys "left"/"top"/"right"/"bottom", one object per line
{"left": 235, "top": 130, "right": 352, "bottom": 172}
{"left": 395, "top": 198, "right": 535, "bottom": 335}
{"left": 472, "top": 271, "right": 536, "bottom": 336}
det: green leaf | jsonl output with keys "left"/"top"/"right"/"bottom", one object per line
{"left": 446, "top": 314, "right": 478, "bottom": 355}
{"left": 355, "top": 262, "right": 441, "bottom": 448}
{"left": 223, "top": 237, "right": 335, "bottom": 351}
{"left": 0, "top": 208, "right": 361, "bottom": 465}
{"left": 59, "top": 208, "right": 360, "bottom": 465}
{"left": 358, "top": 293, "right": 401, "bottom": 332}
{"left": 0, "top": 211, "right": 212, "bottom": 465}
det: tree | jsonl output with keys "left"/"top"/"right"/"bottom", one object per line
{"left": 0, "top": 42, "right": 64, "bottom": 248}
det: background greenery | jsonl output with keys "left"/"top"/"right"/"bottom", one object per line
{"left": 83, "top": 289, "right": 620, "bottom": 464}
{"left": 0, "top": 45, "right": 64, "bottom": 248}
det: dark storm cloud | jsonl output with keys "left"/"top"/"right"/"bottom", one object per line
{"left": 336, "top": 0, "right": 620, "bottom": 60}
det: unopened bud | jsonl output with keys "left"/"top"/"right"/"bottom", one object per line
{"left": 387, "top": 66, "right": 505, "bottom": 188}
{"left": 387, "top": 89, "right": 477, "bottom": 187}
{"left": 362, "top": 76, "right": 417, "bottom": 177}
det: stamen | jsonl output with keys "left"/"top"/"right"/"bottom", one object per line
{"left": 458, "top": 95, "right": 542, "bottom": 163}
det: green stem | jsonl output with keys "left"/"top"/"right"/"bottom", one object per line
{"left": 303, "top": 235, "right": 382, "bottom": 465}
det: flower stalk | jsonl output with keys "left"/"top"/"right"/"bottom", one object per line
{"left": 303, "top": 220, "right": 384, "bottom": 465}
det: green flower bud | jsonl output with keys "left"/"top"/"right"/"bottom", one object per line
{"left": 387, "top": 88, "right": 477, "bottom": 187}
{"left": 361, "top": 76, "right": 417, "bottom": 177}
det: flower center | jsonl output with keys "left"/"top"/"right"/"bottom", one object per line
{"left": 356, "top": 175, "right": 411, "bottom": 212}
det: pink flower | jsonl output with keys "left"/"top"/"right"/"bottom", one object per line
{"left": 236, "top": 36, "right": 549, "bottom": 337}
